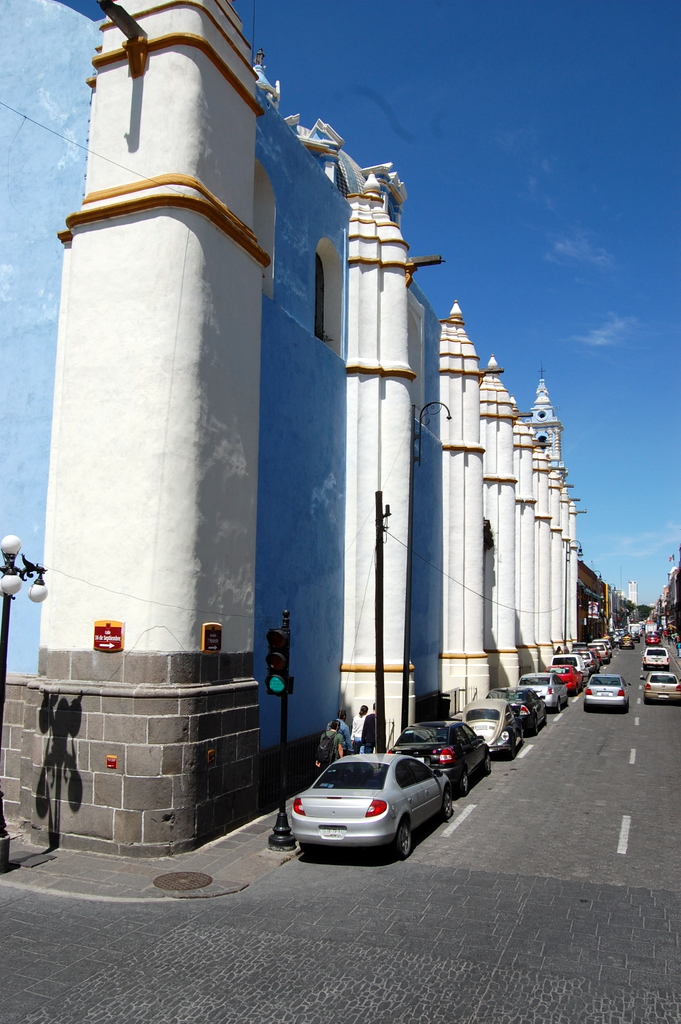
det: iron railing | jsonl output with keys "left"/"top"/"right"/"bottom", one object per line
{"left": 258, "top": 729, "right": 321, "bottom": 810}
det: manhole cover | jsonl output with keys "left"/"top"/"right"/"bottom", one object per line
{"left": 153, "top": 871, "right": 213, "bottom": 891}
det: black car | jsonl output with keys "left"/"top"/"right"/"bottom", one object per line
{"left": 487, "top": 687, "right": 547, "bottom": 736}
{"left": 391, "top": 720, "right": 491, "bottom": 798}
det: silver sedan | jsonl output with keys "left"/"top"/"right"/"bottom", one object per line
{"left": 518, "top": 673, "right": 569, "bottom": 712}
{"left": 291, "top": 753, "right": 453, "bottom": 859}
{"left": 583, "top": 674, "right": 630, "bottom": 713}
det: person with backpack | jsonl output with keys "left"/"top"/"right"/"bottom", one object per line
{"left": 336, "top": 709, "right": 352, "bottom": 754}
{"left": 315, "top": 720, "right": 344, "bottom": 772}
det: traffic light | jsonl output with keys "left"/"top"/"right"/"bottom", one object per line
{"left": 265, "top": 614, "right": 290, "bottom": 696}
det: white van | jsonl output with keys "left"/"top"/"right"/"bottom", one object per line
{"left": 550, "top": 654, "right": 589, "bottom": 678}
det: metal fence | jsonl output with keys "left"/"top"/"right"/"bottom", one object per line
{"left": 257, "top": 729, "right": 321, "bottom": 811}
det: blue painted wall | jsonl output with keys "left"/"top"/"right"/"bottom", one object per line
{"left": 254, "top": 98, "right": 349, "bottom": 747}
{"left": 0, "top": 0, "right": 98, "bottom": 672}
{"left": 408, "top": 284, "right": 444, "bottom": 696}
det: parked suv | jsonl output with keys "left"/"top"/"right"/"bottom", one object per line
{"left": 551, "top": 654, "right": 589, "bottom": 682}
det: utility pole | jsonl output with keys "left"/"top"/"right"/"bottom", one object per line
{"left": 375, "top": 492, "right": 390, "bottom": 753}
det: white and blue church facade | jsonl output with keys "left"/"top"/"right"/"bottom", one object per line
{"left": 0, "top": 0, "right": 579, "bottom": 855}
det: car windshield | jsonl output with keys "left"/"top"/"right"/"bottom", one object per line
{"left": 649, "top": 675, "right": 674, "bottom": 683}
{"left": 552, "top": 657, "right": 577, "bottom": 666}
{"left": 466, "top": 708, "right": 500, "bottom": 722}
{"left": 395, "top": 726, "right": 449, "bottom": 745}
{"left": 313, "top": 762, "right": 389, "bottom": 790}
{"left": 519, "top": 677, "right": 548, "bottom": 686}
{"left": 595, "top": 678, "right": 622, "bottom": 687}
{"left": 489, "top": 689, "right": 530, "bottom": 701}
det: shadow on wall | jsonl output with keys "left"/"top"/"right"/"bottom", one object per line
{"left": 35, "top": 694, "right": 83, "bottom": 851}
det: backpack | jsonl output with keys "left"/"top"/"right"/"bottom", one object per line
{"left": 316, "top": 732, "right": 336, "bottom": 764}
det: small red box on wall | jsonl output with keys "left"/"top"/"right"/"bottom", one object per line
{"left": 106, "top": 755, "right": 118, "bottom": 770}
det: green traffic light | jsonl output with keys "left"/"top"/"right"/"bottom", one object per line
{"left": 267, "top": 674, "right": 287, "bottom": 695}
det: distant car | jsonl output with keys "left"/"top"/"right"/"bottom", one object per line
{"left": 391, "top": 720, "right": 491, "bottom": 797}
{"left": 549, "top": 662, "right": 583, "bottom": 695}
{"left": 580, "top": 650, "right": 600, "bottom": 675}
{"left": 643, "top": 672, "right": 681, "bottom": 704}
{"left": 642, "top": 647, "right": 670, "bottom": 672}
{"left": 619, "top": 636, "right": 635, "bottom": 650}
{"left": 589, "top": 642, "right": 611, "bottom": 664}
{"left": 291, "top": 754, "right": 452, "bottom": 859}
{"left": 646, "top": 633, "right": 661, "bottom": 645}
{"left": 487, "top": 687, "right": 548, "bottom": 735}
{"left": 583, "top": 674, "right": 629, "bottom": 713}
{"left": 462, "top": 699, "right": 523, "bottom": 759}
{"left": 518, "top": 673, "right": 569, "bottom": 712}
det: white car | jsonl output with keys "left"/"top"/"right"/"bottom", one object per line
{"left": 518, "top": 673, "right": 569, "bottom": 712}
{"left": 641, "top": 647, "right": 670, "bottom": 673}
{"left": 584, "top": 674, "right": 629, "bottom": 713}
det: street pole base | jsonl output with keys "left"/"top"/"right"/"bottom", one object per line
{"left": 267, "top": 811, "right": 297, "bottom": 852}
{"left": 0, "top": 835, "right": 10, "bottom": 874}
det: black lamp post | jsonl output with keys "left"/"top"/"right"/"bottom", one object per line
{"left": 0, "top": 535, "right": 48, "bottom": 872}
{"left": 401, "top": 402, "right": 451, "bottom": 733}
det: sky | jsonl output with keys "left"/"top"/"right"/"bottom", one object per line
{"left": 61, "top": 0, "right": 680, "bottom": 605}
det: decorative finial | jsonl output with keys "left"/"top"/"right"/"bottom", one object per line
{"left": 448, "top": 300, "right": 464, "bottom": 324}
{"left": 484, "top": 354, "right": 504, "bottom": 374}
{"left": 363, "top": 172, "right": 382, "bottom": 198}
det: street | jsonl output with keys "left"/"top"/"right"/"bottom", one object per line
{"left": 2, "top": 646, "right": 680, "bottom": 1024}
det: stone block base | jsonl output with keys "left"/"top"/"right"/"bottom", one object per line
{"left": 4, "top": 654, "right": 259, "bottom": 857}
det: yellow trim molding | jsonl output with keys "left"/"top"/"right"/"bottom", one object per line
{"left": 100, "top": 0, "right": 251, "bottom": 52}
{"left": 57, "top": 229, "right": 73, "bottom": 245}
{"left": 340, "top": 664, "right": 414, "bottom": 673}
{"left": 440, "top": 652, "right": 488, "bottom": 660}
{"left": 484, "top": 474, "right": 517, "bottom": 484}
{"left": 515, "top": 497, "right": 537, "bottom": 504}
{"left": 66, "top": 186, "right": 270, "bottom": 267}
{"left": 442, "top": 442, "right": 486, "bottom": 454}
{"left": 534, "top": 513, "right": 552, "bottom": 521}
{"left": 346, "top": 364, "right": 417, "bottom": 382}
{"left": 93, "top": 32, "right": 262, "bottom": 116}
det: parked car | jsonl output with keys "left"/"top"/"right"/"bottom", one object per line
{"left": 589, "top": 641, "right": 611, "bottom": 664}
{"left": 487, "top": 687, "right": 547, "bottom": 735}
{"left": 641, "top": 647, "right": 670, "bottom": 672}
{"left": 291, "top": 754, "right": 452, "bottom": 859}
{"left": 518, "top": 673, "right": 569, "bottom": 712}
{"left": 462, "top": 698, "right": 523, "bottom": 759}
{"left": 580, "top": 650, "right": 600, "bottom": 675}
{"left": 643, "top": 672, "right": 681, "bottom": 704}
{"left": 550, "top": 655, "right": 588, "bottom": 688}
{"left": 583, "top": 674, "right": 630, "bottom": 713}
{"left": 548, "top": 662, "right": 583, "bottom": 695}
{"left": 390, "top": 720, "right": 491, "bottom": 797}
{"left": 619, "top": 636, "right": 635, "bottom": 650}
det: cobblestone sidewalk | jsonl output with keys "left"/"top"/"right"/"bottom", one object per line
{"left": 0, "top": 807, "right": 297, "bottom": 900}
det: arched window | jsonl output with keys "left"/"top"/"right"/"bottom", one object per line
{"left": 253, "top": 161, "right": 275, "bottom": 298}
{"left": 314, "top": 238, "right": 342, "bottom": 355}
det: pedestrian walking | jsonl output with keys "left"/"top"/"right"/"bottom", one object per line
{"left": 336, "top": 710, "right": 352, "bottom": 753}
{"left": 677, "top": 639, "right": 681, "bottom": 660}
{"left": 315, "top": 720, "right": 344, "bottom": 772}
{"left": 351, "top": 705, "right": 368, "bottom": 753}
{"left": 360, "top": 704, "right": 376, "bottom": 753}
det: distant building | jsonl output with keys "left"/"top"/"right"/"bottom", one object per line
{"left": 628, "top": 580, "right": 639, "bottom": 605}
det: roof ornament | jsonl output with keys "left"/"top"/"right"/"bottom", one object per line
{"left": 362, "top": 172, "right": 382, "bottom": 199}
{"left": 253, "top": 49, "right": 280, "bottom": 108}
{"left": 484, "top": 354, "right": 504, "bottom": 375}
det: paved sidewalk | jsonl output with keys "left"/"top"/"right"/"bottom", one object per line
{"left": 0, "top": 806, "right": 298, "bottom": 901}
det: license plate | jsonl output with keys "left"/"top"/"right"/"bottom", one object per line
{"left": 415, "top": 756, "right": 426, "bottom": 763}
{"left": 658, "top": 694, "right": 669, "bottom": 699}
{"left": 319, "top": 827, "right": 346, "bottom": 838}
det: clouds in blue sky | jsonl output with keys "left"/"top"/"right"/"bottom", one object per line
{"left": 545, "top": 230, "right": 615, "bottom": 270}
{"left": 573, "top": 312, "right": 637, "bottom": 348}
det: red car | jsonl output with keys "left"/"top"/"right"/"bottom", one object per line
{"left": 646, "top": 633, "right": 661, "bottom": 645}
{"left": 549, "top": 663, "right": 583, "bottom": 695}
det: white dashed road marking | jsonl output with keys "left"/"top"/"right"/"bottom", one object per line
{"left": 517, "top": 744, "right": 534, "bottom": 759}
{"left": 617, "top": 815, "right": 632, "bottom": 855}
{"left": 637, "top": 698, "right": 641, "bottom": 704}
{"left": 629, "top": 748, "right": 636, "bottom": 764}
{"left": 553, "top": 712, "right": 563, "bottom": 722}
{"left": 442, "top": 803, "right": 477, "bottom": 837}
{"left": 635, "top": 717, "right": 640, "bottom": 725}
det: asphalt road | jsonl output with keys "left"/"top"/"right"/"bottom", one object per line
{"left": 2, "top": 645, "right": 680, "bottom": 1023}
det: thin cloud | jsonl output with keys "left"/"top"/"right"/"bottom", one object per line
{"left": 573, "top": 313, "right": 637, "bottom": 348}
{"left": 545, "top": 229, "right": 615, "bottom": 270}
{"left": 594, "top": 524, "right": 681, "bottom": 562}
{"left": 494, "top": 127, "right": 537, "bottom": 152}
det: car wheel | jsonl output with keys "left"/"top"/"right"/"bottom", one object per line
{"left": 622, "top": 704, "right": 629, "bottom": 714}
{"left": 583, "top": 702, "right": 590, "bottom": 712}
{"left": 394, "top": 817, "right": 412, "bottom": 860}
{"left": 643, "top": 696, "right": 651, "bottom": 705}
{"left": 508, "top": 737, "right": 517, "bottom": 760}
{"left": 458, "top": 768, "right": 470, "bottom": 798}
{"left": 441, "top": 785, "right": 454, "bottom": 820}
{"left": 482, "top": 752, "right": 492, "bottom": 776}
{"left": 526, "top": 714, "right": 537, "bottom": 737}
{"left": 298, "top": 843, "right": 315, "bottom": 858}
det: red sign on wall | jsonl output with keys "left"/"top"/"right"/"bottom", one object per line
{"left": 94, "top": 620, "right": 125, "bottom": 652}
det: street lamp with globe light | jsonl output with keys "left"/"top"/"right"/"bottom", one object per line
{"left": 0, "top": 535, "right": 48, "bottom": 871}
